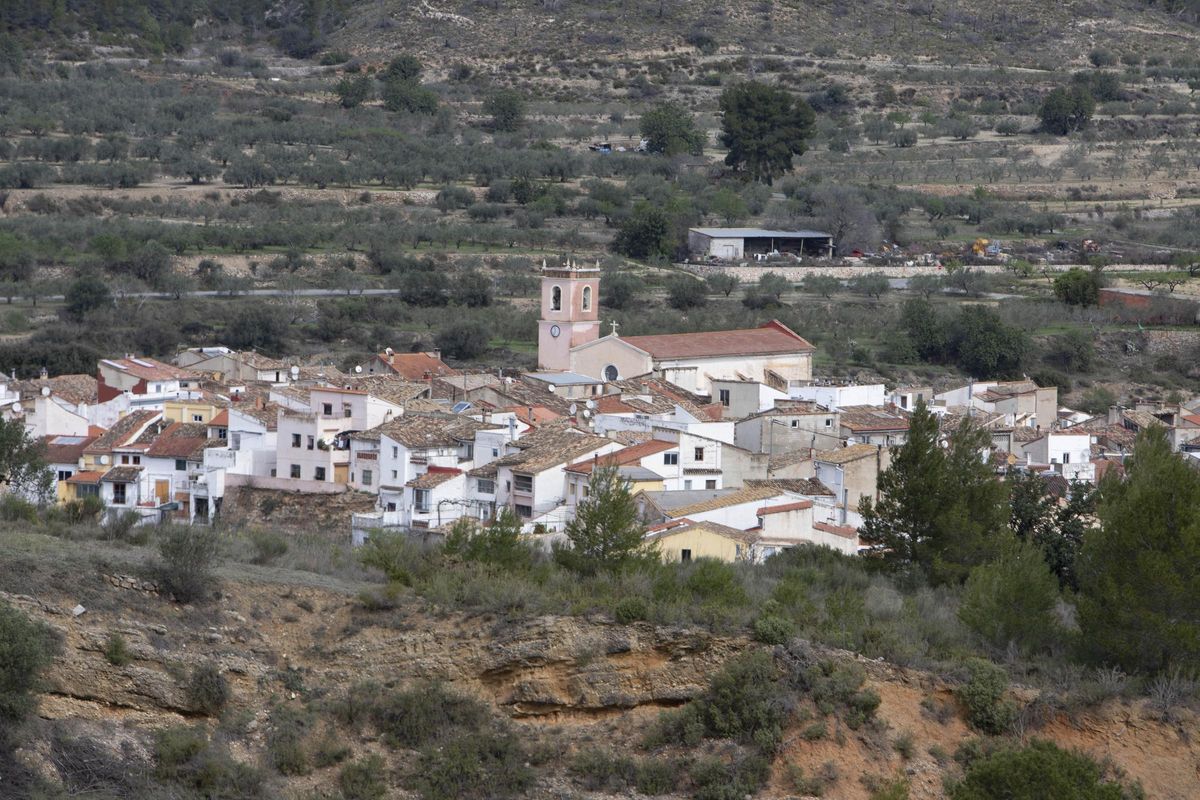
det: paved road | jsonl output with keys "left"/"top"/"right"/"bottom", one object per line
{"left": 34, "top": 287, "right": 403, "bottom": 302}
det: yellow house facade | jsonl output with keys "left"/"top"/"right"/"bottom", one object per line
{"left": 645, "top": 518, "right": 758, "bottom": 564}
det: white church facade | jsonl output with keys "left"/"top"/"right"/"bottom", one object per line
{"left": 536, "top": 261, "right": 815, "bottom": 397}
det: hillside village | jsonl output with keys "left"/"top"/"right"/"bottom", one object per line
{"left": 7, "top": 257, "right": 1197, "bottom": 560}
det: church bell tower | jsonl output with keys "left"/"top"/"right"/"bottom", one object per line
{"left": 537, "top": 259, "right": 601, "bottom": 371}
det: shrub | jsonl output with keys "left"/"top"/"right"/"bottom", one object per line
{"left": 689, "top": 752, "right": 772, "bottom": 800}
{"left": 613, "top": 595, "right": 649, "bottom": 624}
{"left": 249, "top": 529, "right": 288, "bottom": 565}
{"left": 104, "top": 633, "right": 133, "bottom": 667}
{"left": 339, "top": 755, "right": 387, "bottom": 800}
{"left": 414, "top": 731, "right": 532, "bottom": 800}
{"left": 950, "top": 739, "right": 1134, "bottom": 800}
{"left": 800, "top": 659, "right": 881, "bottom": 730}
{"left": 957, "top": 659, "right": 1016, "bottom": 735}
{"left": 0, "top": 600, "right": 58, "bottom": 721}
{"left": 157, "top": 524, "right": 221, "bottom": 603}
{"left": 435, "top": 320, "right": 490, "bottom": 360}
{"left": 959, "top": 541, "right": 1062, "bottom": 654}
{"left": 870, "top": 776, "right": 912, "bottom": 800}
{"left": 752, "top": 613, "right": 795, "bottom": 645}
{"left": 657, "top": 651, "right": 785, "bottom": 751}
{"left": 0, "top": 494, "right": 37, "bottom": 523}
{"left": 267, "top": 706, "right": 311, "bottom": 775}
{"left": 634, "top": 759, "right": 679, "bottom": 794}
{"left": 371, "top": 682, "right": 489, "bottom": 749}
{"left": 153, "top": 725, "right": 264, "bottom": 796}
{"left": 186, "top": 662, "right": 229, "bottom": 716}
{"left": 571, "top": 749, "right": 635, "bottom": 791}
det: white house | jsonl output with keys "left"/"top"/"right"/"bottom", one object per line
{"left": 1021, "top": 432, "right": 1095, "bottom": 483}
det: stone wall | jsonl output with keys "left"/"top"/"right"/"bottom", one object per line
{"left": 681, "top": 262, "right": 1172, "bottom": 282}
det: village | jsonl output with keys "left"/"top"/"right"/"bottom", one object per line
{"left": 6, "top": 251, "right": 1196, "bottom": 565}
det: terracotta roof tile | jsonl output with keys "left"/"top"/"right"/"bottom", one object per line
{"left": 837, "top": 405, "right": 910, "bottom": 432}
{"left": 622, "top": 320, "right": 814, "bottom": 359}
{"left": 375, "top": 351, "right": 458, "bottom": 381}
{"left": 644, "top": 517, "right": 760, "bottom": 546}
{"left": 85, "top": 411, "right": 161, "bottom": 454}
{"left": 489, "top": 425, "right": 612, "bottom": 474}
{"left": 814, "top": 443, "right": 880, "bottom": 464}
{"left": 39, "top": 434, "right": 99, "bottom": 464}
{"left": 757, "top": 500, "right": 814, "bottom": 515}
{"left": 406, "top": 467, "right": 463, "bottom": 489}
{"left": 17, "top": 374, "right": 98, "bottom": 405}
{"left": 374, "top": 413, "right": 499, "bottom": 449}
{"left": 746, "top": 478, "right": 834, "bottom": 496}
{"left": 102, "top": 466, "right": 143, "bottom": 482}
{"left": 657, "top": 485, "right": 783, "bottom": 517}
{"left": 99, "top": 357, "right": 197, "bottom": 382}
{"left": 145, "top": 422, "right": 212, "bottom": 459}
{"left": 813, "top": 521, "right": 858, "bottom": 539}
{"left": 564, "top": 439, "right": 674, "bottom": 474}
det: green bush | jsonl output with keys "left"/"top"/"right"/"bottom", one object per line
{"left": 634, "top": 758, "right": 680, "bottom": 795}
{"left": 157, "top": 524, "right": 221, "bottom": 603}
{"left": 752, "top": 613, "right": 795, "bottom": 645}
{"left": 689, "top": 752, "right": 772, "bottom": 800}
{"left": 339, "top": 754, "right": 387, "bottom": 800}
{"left": 153, "top": 725, "right": 263, "bottom": 796}
{"left": 249, "top": 529, "right": 288, "bottom": 565}
{"left": 957, "top": 659, "right": 1016, "bottom": 735}
{"left": 800, "top": 659, "right": 880, "bottom": 730}
{"left": 371, "top": 682, "right": 488, "bottom": 749}
{"left": 267, "top": 706, "right": 312, "bottom": 775}
{"left": 959, "top": 541, "right": 1063, "bottom": 654}
{"left": 570, "top": 749, "right": 635, "bottom": 791}
{"left": 414, "top": 730, "right": 532, "bottom": 800}
{"left": 950, "top": 739, "right": 1137, "bottom": 799}
{"left": 104, "top": 633, "right": 133, "bottom": 667}
{"left": 0, "top": 600, "right": 57, "bottom": 721}
{"left": 613, "top": 595, "right": 649, "bottom": 624}
{"left": 186, "top": 662, "right": 229, "bottom": 716}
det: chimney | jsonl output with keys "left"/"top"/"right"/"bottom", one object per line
{"left": 432, "top": 349, "right": 441, "bottom": 361}
{"left": 39, "top": 366, "right": 48, "bottom": 380}
{"left": 1107, "top": 404, "right": 1120, "bottom": 425}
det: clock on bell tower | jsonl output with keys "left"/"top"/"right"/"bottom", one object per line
{"left": 537, "top": 259, "right": 601, "bottom": 371}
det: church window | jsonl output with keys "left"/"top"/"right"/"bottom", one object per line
{"left": 603, "top": 364, "right": 619, "bottom": 381}
{"left": 551, "top": 286, "right": 562, "bottom": 311}
{"left": 582, "top": 286, "right": 592, "bottom": 310}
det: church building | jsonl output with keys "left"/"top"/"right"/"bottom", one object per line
{"left": 536, "top": 261, "right": 815, "bottom": 397}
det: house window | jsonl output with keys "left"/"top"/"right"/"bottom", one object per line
{"left": 307, "top": 436, "right": 315, "bottom": 450}
{"left": 514, "top": 503, "right": 533, "bottom": 518}
{"left": 133, "top": 456, "right": 140, "bottom": 465}
{"left": 314, "top": 467, "right": 326, "bottom": 481}
{"left": 290, "top": 464, "right": 301, "bottom": 479}
{"left": 231, "top": 433, "right": 240, "bottom": 449}
{"left": 582, "top": 485, "right": 589, "bottom": 498}
{"left": 386, "top": 502, "right": 397, "bottom": 512}
{"left": 322, "top": 403, "right": 333, "bottom": 416}
{"left": 899, "top": 396, "right": 908, "bottom": 409}
{"left": 414, "top": 489, "right": 431, "bottom": 513}
{"left": 192, "top": 414, "right": 204, "bottom": 422}
{"left": 477, "top": 478, "right": 495, "bottom": 494}
{"left": 217, "top": 428, "right": 227, "bottom": 440}
{"left": 513, "top": 474, "right": 533, "bottom": 493}
{"left": 112, "top": 483, "right": 127, "bottom": 505}
{"left": 568, "top": 482, "right": 576, "bottom": 496}
{"left": 664, "top": 452, "right": 678, "bottom": 465}
{"left": 392, "top": 470, "right": 398, "bottom": 480}
{"left": 292, "top": 433, "right": 301, "bottom": 448}
{"left": 492, "top": 448, "right": 499, "bottom": 457}
{"left": 684, "top": 479, "right": 692, "bottom": 490}
{"left": 705, "top": 479, "right": 717, "bottom": 489}
{"left": 681, "top": 549, "right": 692, "bottom": 563}
{"left": 343, "top": 405, "right": 352, "bottom": 418}
{"left": 392, "top": 446, "right": 399, "bottom": 458}
{"left": 719, "top": 389, "right": 730, "bottom": 407}
{"left": 362, "top": 469, "right": 373, "bottom": 486}
{"left": 1063, "top": 453, "right": 1070, "bottom": 464}
{"left": 551, "top": 285, "right": 562, "bottom": 311}
{"left": 790, "top": 420, "right": 799, "bottom": 428}
{"left": 77, "top": 484, "right": 99, "bottom": 498}
{"left": 463, "top": 443, "right": 474, "bottom": 460}
{"left": 121, "top": 454, "right": 130, "bottom": 465}
{"left": 175, "top": 459, "right": 187, "bottom": 472}
{"left": 582, "top": 285, "right": 592, "bottom": 310}
{"left": 694, "top": 447, "right": 705, "bottom": 461}
{"left": 57, "top": 470, "right": 73, "bottom": 482}
{"left": 824, "top": 419, "right": 832, "bottom": 427}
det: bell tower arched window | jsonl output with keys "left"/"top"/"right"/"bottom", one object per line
{"left": 582, "top": 286, "right": 592, "bottom": 311}
{"left": 551, "top": 286, "right": 562, "bottom": 311}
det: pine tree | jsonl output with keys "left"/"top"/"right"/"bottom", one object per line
{"left": 557, "top": 466, "right": 647, "bottom": 574}
{"left": 1077, "top": 427, "right": 1200, "bottom": 673}
{"left": 718, "top": 82, "right": 815, "bottom": 185}
{"left": 859, "top": 401, "right": 1007, "bottom": 581}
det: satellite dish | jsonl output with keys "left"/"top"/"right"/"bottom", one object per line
{"left": 354, "top": 365, "right": 363, "bottom": 374}
{"left": 99, "top": 455, "right": 110, "bottom": 465}
{"left": 583, "top": 409, "right": 592, "bottom": 418}
{"left": 41, "top": 386, "right": 51, "bottom": 397}
{"left": 10, "top": 402, "right": 21, "bottom": 414}
{"left": 290, "top": 365, "right": 300, "bottom": 378}
{"left": 547, "top": 384, "right": 556, "bottom": 393}
{"left": 585, "top": 399, "right": 595, "bottom": 410}
{"left": 569, "top": 403, "right": 578, "bottom": 415}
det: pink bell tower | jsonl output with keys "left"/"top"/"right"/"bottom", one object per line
{"left": 537, "top": 259, "right": 601, "bottom": 371}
